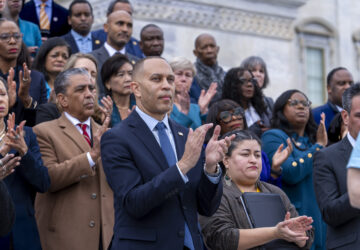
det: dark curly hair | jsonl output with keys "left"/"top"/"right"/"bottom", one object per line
{"left": 271, "top": 89, "right": 317, "bottom": 143}
{"left": 222, "top": 67, "right": 269, "bottom": 118}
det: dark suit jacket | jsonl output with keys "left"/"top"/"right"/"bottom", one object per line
{"left": 19, "top": 0, "right": 71, "bottom": 38}
{"left": 313, "top": 136, "right": 360, "bottom": 249}
{"left": 35, "top": 102, "right": 61, "bottom": 125}
{"left": 312, "top": 101, "right": 338, "bottom": 130}
{"left": 91, "top": 29, "right": 144, "bottom": 58}
{"left": 1, "top": 126, "right": 50, "bottom": 250}
{"left": 0, "top": 181, "right": 14, "bottom": 237}
{"left": 61, "top": 31, "right": 103, "bottom": 54}
{"left": 0, "top": 68, "right": 48, "bottom": 127}
{"left": 101, "top": 111, "right": 222, "bottom": 250}
{"left": 91, "top": 46, "right": 139, "bottom": 97}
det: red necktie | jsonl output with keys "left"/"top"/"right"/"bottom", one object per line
{"left": 78, "top": 123, "right": 91, "bottom": 146}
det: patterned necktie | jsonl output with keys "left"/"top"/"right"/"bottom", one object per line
{"left": 155, "top": 122, "right": 177, "bottom": 167}
{"left": 155, "top": 122, "right": 194, "bottom": 250}
{"left": 78, "top": 123, "right": 91, "bottom": 146}
{"left": 39, "top": 3, "right": 50, "bottom": 30}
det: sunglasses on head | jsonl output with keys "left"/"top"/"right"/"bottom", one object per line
{"left": 287, "top": 99, "right": 312, "bottom": 107}
{"left": 219, "top": 107, "right": 244, "bottom": 124}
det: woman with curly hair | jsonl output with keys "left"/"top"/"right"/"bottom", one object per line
{"left": 222, "top": 67, "right": 272, "bottom": 136}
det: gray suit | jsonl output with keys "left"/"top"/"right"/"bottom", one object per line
{"left": 90, "top": 46, "right": 138, "bottom": 97}
{"left": 314, "top": 136, "right": 360, "bottom": 249}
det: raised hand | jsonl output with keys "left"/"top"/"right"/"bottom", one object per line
{"left": 175, "top": 87, "right": 190, "bottom": 115}
{"left": 205, "top": 125, "right": 235, "bottom": 173}
{"left": 316, "top": 112, "right": 327, "bottom": 146}
{"left": 98, "top": 95, "right": 113, "bottom": 123}
{"left": 18, "top": 63, "right": 32, "bottom": 108}
{"left": 0, "top": 154, "right": 21, "bottom": 180}
{"left": 198, "top": 82, "right": 217, "bottom": 114}
{"left": 7, "top": 67, "right": 17, "bottom": 109}
{"left": 272, "top": 138, "right": 293, "bottom": 171}
{"left": 90, "top": 115, "right": 111, "bottom": 162}
{"left": 178, "top": 123, "right": 213, "bottom": 174}
{"left": 5, "top": 113, "right": 28, "bottom": 156}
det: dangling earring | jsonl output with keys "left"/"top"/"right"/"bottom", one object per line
{"left": 224, "top": 170, "right": 232, "bottom": 187}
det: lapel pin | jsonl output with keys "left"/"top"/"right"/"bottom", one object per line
{"left": 178, "top": 132, "right": 183, "bottom": 136}
{"left": 53, "top": 17, "right": 58, "bottom": 22}
{"left": 133, "top": 41, "right": 137, "bottom": 45}
{"left": 95, "top": 40, "right": 100, "bottom": 44}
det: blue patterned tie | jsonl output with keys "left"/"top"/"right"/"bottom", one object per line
{"left": 155, "top": 122, "right": 194, "bottom": 250}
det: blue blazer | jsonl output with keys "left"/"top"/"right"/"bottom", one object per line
{"left": 91, "top": 29, "right": 144, "bottom": 58}
{"left": 1, "top": 126, "right": 50, "bottom": 250}
{"left": 19, "top": 0, "right": 71, "bottom": 38}
{"left": 312, "top": 101, "right": 338, "bottom": 130}
{"left": 101, "top": 111, "right": 222, "bottom": 250}
{"left": 61, "top": 31, "right": 103, "bottom": 54}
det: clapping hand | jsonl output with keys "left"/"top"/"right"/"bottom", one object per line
{"left": 7, "top": 67, "right": 17, "bottom": 109}
{"left": 18, "top": 63, "right": 32, "bottom": 108}
{"left": 98, "top": 95, "right": 113, "bottom": 123}
{"left": 272, "top": 138, "right": 293, "bottom": 171}
{"left": 90, "top": 114, "right": 111, "bottom": 162}
{"left": 5, "top": 113, "right": 27, "bottom": 157}
{"left": 198, "top": 82, "right": 217, "bottom": 114}
{"left": 316, "top": 112, "right": 327, "bottom": 147}
{"left": 205, "top": 125, "right": 235, "bottom": 173}
{"left": 0, "top": 153, "right": 21, "bottom": 180}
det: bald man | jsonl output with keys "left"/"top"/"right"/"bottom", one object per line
{"left": 91, "top": 10, "right": 139, "bottom": 97}
{"left": 193, "top": 33, "right": 225, "bottom": 103}
{"left": 101, "top": 57, "right": 230, "bottom": 249}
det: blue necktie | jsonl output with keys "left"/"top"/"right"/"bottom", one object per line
{"left": 155, "top": 122, "right": 195, "bottom": 250}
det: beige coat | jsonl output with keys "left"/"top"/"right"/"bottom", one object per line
{"left": 33, "top": 114, "right": 114, "bottom": 250}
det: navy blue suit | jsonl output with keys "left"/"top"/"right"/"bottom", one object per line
{"left": 61, "top": 31, "right": 103, "bottom": 54}
{"left": 19, "top": 0, "right": 71, "bottom": 38}
{"left": 91, "top": 29, "right": 144, "bottom": 58}
{"left": 101, "top": 111, "right": 222, "bottom": 250}
{"left": 1, "top": 126, "right": 50, "bottom": 250}
{"left": 312, "top": 101, "right": 339, "bottom": 130}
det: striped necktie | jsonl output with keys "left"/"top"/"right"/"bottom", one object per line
{"left": 39, "top": 3, "right": 50, "bottom": 30}
{"left": 78, "top": 123, "right": 91, "bottom": 146}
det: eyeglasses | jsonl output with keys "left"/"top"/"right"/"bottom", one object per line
{"left": 219, "top": 107, "right": 244, "bottom": 124}
{"left": 0, "top": 33, "right": 23, "bottom": 43}
{"left": 239, "top": 77, "right": 257, "bottom": 85}
{"left": 287, "top": 99, "right": 312, "bottom": 107}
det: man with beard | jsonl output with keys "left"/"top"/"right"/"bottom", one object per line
{"left": 91, "top": 10, "right": 138, "bottom": 97}
{"left": 33, "top": 68, "right": 114, "bottom": 250}
{"left": 61, "top": 0, "right": 102, "bottom": 54}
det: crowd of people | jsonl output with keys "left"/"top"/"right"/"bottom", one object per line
{"left": 0, "top": 0, "right": 359, "bottom": 249}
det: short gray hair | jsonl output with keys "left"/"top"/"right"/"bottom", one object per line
{"left": 342, "top": 83, "right": 360, "bottom": 113}
{"left": 54, "top": 68, "right": 90, "bottom": 95}
{"left": 169, "top": 57, "right": 196, "bottom": 77}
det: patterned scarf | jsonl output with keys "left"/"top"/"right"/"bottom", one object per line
{"left": 194, "top": 58, "right": 226, "bottom": 102}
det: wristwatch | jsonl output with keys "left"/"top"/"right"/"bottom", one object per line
{"left": 204, "top": 163, "right": 221, "bottom": 177}
{"left": 270, "top": 167, "right": 282, "bottom": 177}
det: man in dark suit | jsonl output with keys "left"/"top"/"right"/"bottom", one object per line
{"left": 91, "top": 10, "right": 138, "bottom": 97}
{"left": 312, "top": 67, "right": 353, "bottom": 130}
{"left": 91, "top": 0, "right": 144, "bottom": 58}
{"left": 314, "top": 83, "right": 360, "bottom": 249}
{"left": 140, "top": 24, "right": 164, "bottom": 57}
{"left": 61, "top": 0, "right": 102, "bottom": 54}
{"left": 19, "top": 0, "right": 71, "bottom": 40}
{"left": 101, "top": 57, "right": 231, "bottom": 249}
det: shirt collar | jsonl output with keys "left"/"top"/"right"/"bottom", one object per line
{"left": 104, "top": 42, "right": 126, "bottom": 57}
{"left": 64, "top": 112, "right": 91, "bottom": 128}
{"left": 347, "top": 132, "right": 356, "bottom": 148}
{"left": 34, "top": 0, "right": 52, "bottom": 8}
{"left": 71, "top": 29, "right": 91, "bottom": 41}
{"left": 135, "top": 106, "right": 170, "bottom": 132}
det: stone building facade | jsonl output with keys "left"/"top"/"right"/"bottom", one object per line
{"left": 62, "top": 0, "right": 360, "bottom": 106}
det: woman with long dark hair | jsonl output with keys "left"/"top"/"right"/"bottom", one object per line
{"left": 262, "top": 89, "right": 327, "bottom": 250}
{"left": 222, "top": 67, "right": 271, "bottom": 137}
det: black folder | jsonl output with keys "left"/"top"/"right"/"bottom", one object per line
{"left": 240, "top": 192, "right": 300, "bottom": 249}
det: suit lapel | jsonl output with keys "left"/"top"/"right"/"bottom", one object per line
{"left": 91, "top": 33, "right": 102, "bottom": 50}
{"left": 30, "top": 1, "right": 40, "bottom": 25}
{"left": 169, "top": 120, "right": 186, "bottom": 161}
{"left": 128, "top": 112, "right": 169, "bottom": 171}
{"left": 58, "top": 113, "right": 91, "bottom": 152}
{"left": 341, "top": 136, "right": 353, "bottom": 163}
{"left": 67, "top": 34, "right": 79, "bottom": 53}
